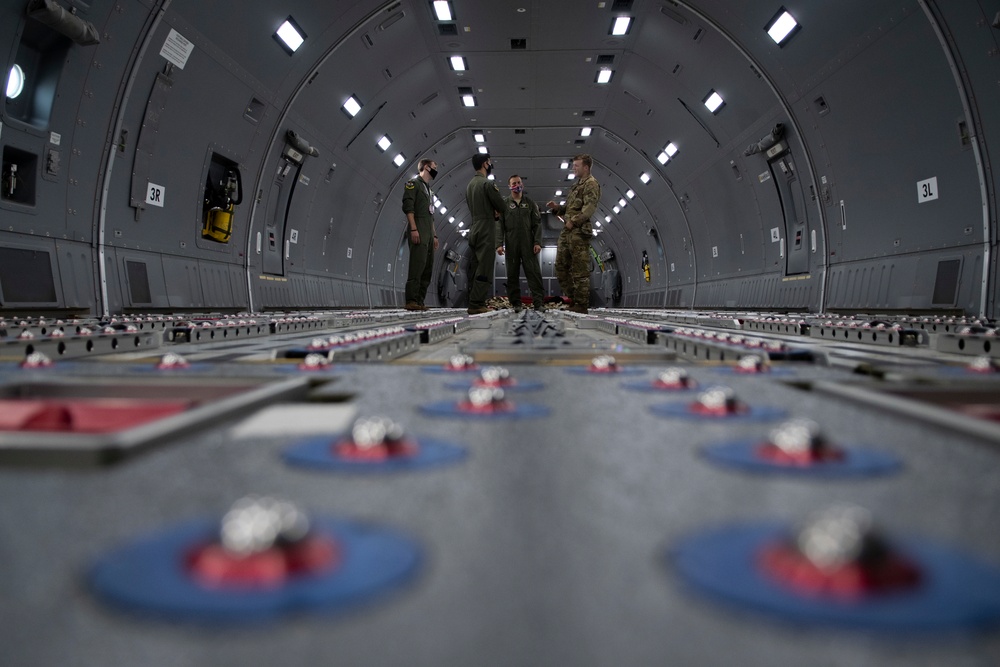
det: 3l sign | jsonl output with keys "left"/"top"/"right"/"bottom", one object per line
{"left": 917, "top": 177, "right": 938, "bottom": 204}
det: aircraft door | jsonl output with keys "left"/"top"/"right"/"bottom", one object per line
{"left": 262, "top": 154, "right": 299, "bottom": 276}
{"left": 261, "top": 132, "right": 319, "bottom": 276}
{"left": 768, "top": 151, "right": 810, "bottom": 276}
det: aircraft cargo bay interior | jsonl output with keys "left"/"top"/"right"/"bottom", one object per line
{"left": 2, "top": 1, "right": 1000, "bottom": 665}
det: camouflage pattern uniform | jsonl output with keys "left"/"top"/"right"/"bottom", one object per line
{"left": 465, "top": 174, "right": 506, "bottom": 310}
{"left": 497, "top": 193, "right": 544, "bottom": 309}
{"left": 401, "top": 176, "right": 435, "bottom": 306}
{"left": 551, "top": 174, "right": 600, "bottom": 309}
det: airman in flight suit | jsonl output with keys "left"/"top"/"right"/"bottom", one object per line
{"left": 497, "top": 174, "right": 544, "bottom": 311}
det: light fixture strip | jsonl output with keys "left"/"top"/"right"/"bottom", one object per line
{"left": 433, "top": 1, "right": 453, "bottom": 22}
{"left": 275, "top": 17, "right": 306, "bottom": 54}
{"left": 766, "top": 7, "right": 800, "bottom": 45}
{"left": 611, "top": 16, "right": 632, "bottom": 36}
{"left": 342, "top": 95, "right": 362, "bottom": 117}
{"left": 703, "top": 90, "right": 724, "bottom": 113}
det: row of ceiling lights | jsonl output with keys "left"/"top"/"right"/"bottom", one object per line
{"left": 268, "top": 6, "right": 800, "bottom": 237}
{"left": 564, "top": 7, "right": 799, "bottom": 232}
{"left": 0, "top": 6, "right": 800, "bottom": 243}
{"left": 273, "top": 6, "right": 798, "bottom": 57}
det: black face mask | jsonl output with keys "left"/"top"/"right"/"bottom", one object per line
{"left": 428, "top": 168, "right": 438, "bottom": 179}
{"left": 485, "top": 163, "right": 493, "bottom": 176}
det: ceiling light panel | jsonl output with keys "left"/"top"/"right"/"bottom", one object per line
{"left": 274, "top": 17, "right": 306, "bottom": 54}
{"left": 611, "top": 16, "right": 632, "bottom": 35}
{"left": 766, "top": 7, "right": 800, "bottom": 46}
{"left": 433, "top": 1, "right": 453, "bottom": 22}
{"left": 342, "top": 95, "right": 362, "bottom": 117}
{"left": 703, "top": 90, "right": 725, "bottom": 113}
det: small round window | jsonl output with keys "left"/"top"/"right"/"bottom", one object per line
{"left": 6, "top": 64, "right": 25, "bottom": 99}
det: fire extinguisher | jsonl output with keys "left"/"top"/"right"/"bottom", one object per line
{"left": 642, "top": 250, "right": 651, "bottom": 282}
{"left": 202, "top": 166, "right": 242, "bottom": 243}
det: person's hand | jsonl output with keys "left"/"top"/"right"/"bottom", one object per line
{"left": 433, "top": 237, "right": 439, "bottom": 250}
{"left": 497, "top": 246, "right": 505, "bottom": 256}
{"left": 533, "top": 244, "right": 541, "bottom": 255}
{"left": 410, "top": 229, "right": 420, "bottom": 244}
{"left": 564, "top": 219, "right": 573, "bottom": 230}
{"left": 545, "top": 201, "right": 557, "bottom": 211}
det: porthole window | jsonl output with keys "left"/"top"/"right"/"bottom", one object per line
{"left": 6, "top": 64, "right": 25, "bottom": 99}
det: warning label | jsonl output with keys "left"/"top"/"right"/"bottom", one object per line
{"left": 160, "top": 29, "right": 194, "bottom": 70}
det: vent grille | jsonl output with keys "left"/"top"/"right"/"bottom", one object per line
{"left": 510, "top": 38, "right": 526, "bottom": 49}
{"left": 0, "top": 247, "right": 57, "bottom": 303}
{"left": 931, "top": 259, "right": 961, "bottom": 305}
{"left": 438, "top": 23, "right": 457, "bottom": 35}
{"left": 126, "top": 260, "right": 152, "bottom": 304}
{"left": 596, "top": 54, "right": 615, "bottom": 64}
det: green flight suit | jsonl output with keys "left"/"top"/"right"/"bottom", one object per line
{"left": 465, "top": 174, "right": 506, "bottom": 309}
{"left": 497, "top": 193, "right": 544, "bottom": 309}
{"left": 401, "top": 176, "right": 435, "bottom": 306}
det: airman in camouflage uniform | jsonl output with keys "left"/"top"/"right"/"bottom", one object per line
{"left": 546, "top": 154, "right": 600, "bottom": 314}
{"left": 401, "top": 158, "right": 439, "bottom": 310}
{"left": 465, "top": 153, "right": 506, "bottom": 314}
{"left": 496, "top": 174, "right": 544, "bottom": 311}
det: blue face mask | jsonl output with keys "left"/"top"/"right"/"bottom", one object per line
{"left": 510, "top": 184, "right": 523, "bottom": 193}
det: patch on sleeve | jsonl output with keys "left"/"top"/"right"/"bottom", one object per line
{"left": 405, "top": 181, "right": 416, "bottom": 190}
